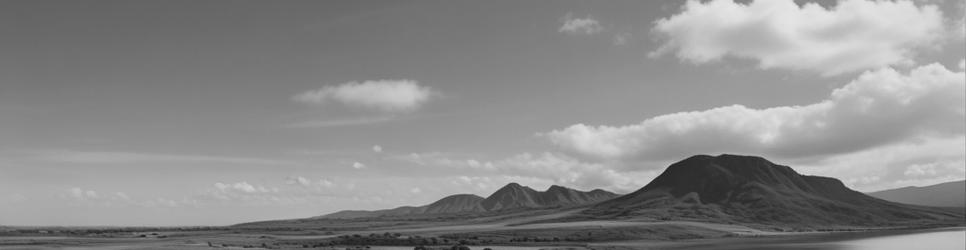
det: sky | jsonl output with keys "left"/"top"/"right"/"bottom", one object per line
{"left": 1, "top": 0, "right": 964, "bottom": 226}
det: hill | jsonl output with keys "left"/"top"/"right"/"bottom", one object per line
{"left": 480, "top": 183, "right": 618, "bottom": 210}
{"left": 868, "top": 180, "right": 966, "bottom": 207}
{"left": 582, "top": 154, "right": 964, "bottom": 228}
{"left": 318, "top": 183, "right": 617, "bottom": 219}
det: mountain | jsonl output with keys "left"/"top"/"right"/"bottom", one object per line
{"left": 583, "top": 154, "right": 964, "bottom": 227}
{"left": 868, "top": 180, "right": 966, "bottom": 207}
{"left": 319, "top": 184, "right": 617, "bottom": 219}
{"left": 480, "top": 183, "right": 618, "bottom": 210}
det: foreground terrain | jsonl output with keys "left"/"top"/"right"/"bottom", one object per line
{"left": 1, "top": 221, "right": 963, "bottom": 250}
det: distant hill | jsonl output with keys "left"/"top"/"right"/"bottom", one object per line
{"left": 317, "top": 194, "right": 485, "bottom": 219}
{"left": 480, "top": 183, "right": 618, "bottom": 210}
{"left": 582, "top": 154, "right": 964, "bottom": 228}
{"left": 318, "top": 184, "right": 618, "bottom": 219}
{"left": 868, "top": 180, "right": 966, "bottom": 207}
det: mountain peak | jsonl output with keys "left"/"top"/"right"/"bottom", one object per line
{"left": 546, "top": 184, "right": 570, "bottom": 192}
{"left": 641, "top": 154, "right": 807, "bottom": 203}
{"left": 481, "top": 183, "right": 617, "bottom": 211}
{"left": 316, "top": 183, "right": 618, "bottom": 219}
{"left": 504, "top": 182, "right": 524, "bottom": 188}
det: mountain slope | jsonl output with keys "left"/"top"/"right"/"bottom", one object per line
{"left": 319, "top": 184, "right": 618, "bottom": 219}
{"left": 584, "top": 154, "right": 964, "bottom": 227}
{"left": 868, "top": 180, "right": 966, "bottom": 207}
{"left": 480, "top": 183, "right": 618, "bottom": 210}
{"left": 423, "top": 194, "right": 486, "bottom": 214}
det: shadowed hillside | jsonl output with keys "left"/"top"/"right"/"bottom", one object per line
{"left": 582, "top": 154, "right": 965, "bottom": 228}
{"left": 318, "top": 183, "right": 618, "bottom": 219}
{"left": 869, "top": 180, "right": 966, "bottom": 208}
{"left": 480, "top": 183, "right": 618, "bottom": 210}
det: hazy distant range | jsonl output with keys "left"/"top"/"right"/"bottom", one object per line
{"left": 868, "top": 180, "right": 966, "bottom": 208}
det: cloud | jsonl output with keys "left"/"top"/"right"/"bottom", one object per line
{"left": 68, "top": 187, "right": 99, "bottom": 200}
{"left": 559, "top": 13, "right": 604, "bottom": 35}
{"left": 214, "top": 182, "right": 272, "bottom": 193}
{"left": 63, "top": 188, "right": 160, "bottom": 207}
{"left": 294, "top": 80, "right": 435, "bottom": 112}
{"left": 793, "top": 135, "right": 965, "bottom": 192}
{"left": 285, "top": 176, "right": 312, "bottom": 186}
{"left": 543, "top": 63, "right": 965, "bottom": 163}
{"left": 372, "top": 145, "right": 383, "bottom": 153}
{"left": 651, "top": 0, "right": 945, "bottom": 76}
{"left": 352, "top": 162, "right": 366, "bottom": 169}
{"left": 399, "top": 151, "right": 654, "bottom": 192}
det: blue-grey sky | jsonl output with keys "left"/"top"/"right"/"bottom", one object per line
{"left": 2, "top": 0, "right": 964, "bottom": 226}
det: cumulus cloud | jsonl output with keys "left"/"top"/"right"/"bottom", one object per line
{"left": 352, "top": 162, "right": 366, "bottom": 169}
{"left": 544, "top": 63, "right": 965, "bottom": 163}
{"left": 294, "top": 80, "right": 435, "bottom": 112}
{"left": 372, "top": 145, "right": 383, "bottom": 153}
{"left": 559, "top": 13, "right": 604, "bottom": 35}
{"left": 793, "top": 135, "right": 965, "bottom": 191}
{"left": 651, "top": 0, "right": 945, "bottom": 76}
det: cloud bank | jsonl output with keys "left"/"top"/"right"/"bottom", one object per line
{"left": 651, "top": 0, "right": 945, "bottom": 76}
{"left": 294, "top": 80, "right": 434, "bottom": 112}
{"left": 544, "top": 63, "right": 965, "bottom": 163}
{"left": 402, "top": 151, "right": 653, "bottom": 192}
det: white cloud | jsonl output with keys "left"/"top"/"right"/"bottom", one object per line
{"left": 294, "top": 80, "right": 435, "bottom": 112}
{"left": 793, "top": 136, "right": 965, "bottom": 192}
{"left": 68, "top": 187, "right": 98, "bottom": 200}
{"left": 372, "top": 145, "right": 383, "bottom": 153}
{"left": 114, "top": 192, "right": 130, "bottom": 200}
{"left": 493, "top": 152, "right": 652, "bottom": 192}
{"left": 651, "top": 0, "right": 945, "bottom": 76}
{"left": 959, "top": 59, "right": 965, "bottom": 69}
{"left": 544, "top": 63, "right": 965, "bottom": 163}
{"left": 285, "top": 176, "right": 312, "bottom": 186}
{"left": 399, "top": 151, "right": 654, "bottom": 192}
{"left": 214, "top": 182, "right": 272, "bottom": 193}
{"left": 63, "top": 188, "right": 158, "bottom": 207}
{"left": 559, "top": 13, "right": 604, "bottom": 35}
{"left": 352, "top": 162, "right": 366, "bottom": 169}
{"left": 318, "top": 178, "right": 335, "bottom": 188}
